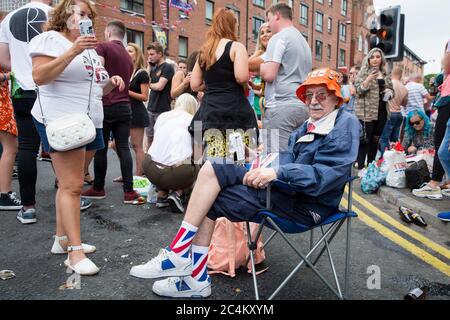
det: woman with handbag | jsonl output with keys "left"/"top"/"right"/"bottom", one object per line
{"left": 355, "top": 48, "right": 394, "bottom": 169}
{"left": 29, "top": 0, "right": 125, "bottom": 275}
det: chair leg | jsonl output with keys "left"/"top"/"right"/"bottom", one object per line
{"left": 312, "top": 220, "right": 345, "bottom": 266}
{"left": 246, "top": 221, "right": 261, "bottom": 300}
{"left": 321, "top": 227, "right": 344, "bottom": 300}
{"left": 344, "top": 217, "right": 352, "bottom": 298}
{"left": 265, "top": 217, "right": 342, "bottom": 300}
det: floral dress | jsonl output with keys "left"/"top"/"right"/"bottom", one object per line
{"left": 0, "top": 75, "right": 18, "bottom": 136}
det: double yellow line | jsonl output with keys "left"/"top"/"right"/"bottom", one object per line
{"left": 341, "top": 189, "right": 450, "bottom": 276}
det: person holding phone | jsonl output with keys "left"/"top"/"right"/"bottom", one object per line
{"left": 29, "top": 0, "right": 125, "bottom": 275}
{"left": 354, "top": 48, "right": 394, "bottom": 169}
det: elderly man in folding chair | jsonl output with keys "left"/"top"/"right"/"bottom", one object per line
{"left": 130, "top": 68, "right": 360, "bottom": 299}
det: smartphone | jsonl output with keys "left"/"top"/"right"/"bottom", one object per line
{"left": 79, "top": 19, "right": 94, "bottom": 36}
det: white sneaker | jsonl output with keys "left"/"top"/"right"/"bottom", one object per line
{"left": 130, "top": 248, "right": 192, "bottom": 279}
{"left": 64, "top": 257, "right": 99, "bottom": 276}
{"left": 51, "top": 236, "right": 96, "bottom": 255}
{"left": 442, "top": 189, "right": 450, "bottom": 198}
{"left": 412, "top": 183, "right": 443, "bottom": 200}
{"left": 152, "top": 276, "right": 211, "bottom": 298}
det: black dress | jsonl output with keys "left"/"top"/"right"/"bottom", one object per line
{"left": 189, "top": 41, "right": 258, "bottom": 134}
{"left": 129, "top": 69, "right": 150, "bottom": 128}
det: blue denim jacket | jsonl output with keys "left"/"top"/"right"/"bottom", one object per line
{"left": 277, "top": 109, "right": 360, "bottom": 211}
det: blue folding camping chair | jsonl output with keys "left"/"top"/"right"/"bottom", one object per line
{"left": 245, "top": 177, "right": 357, "bottom": 300}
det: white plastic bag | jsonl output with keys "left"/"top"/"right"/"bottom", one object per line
{"left": 147, "top": 183, "right": 157, "bottom": 204}
{"left": 386, "top": 151, "right": 407, "bottom": 188}
{"left": 133, "top": 176, "right": 151, "bottom": 199}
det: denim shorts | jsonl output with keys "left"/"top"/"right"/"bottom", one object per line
{"left": 33, "top": 117, "right": 105, "bottom": 153}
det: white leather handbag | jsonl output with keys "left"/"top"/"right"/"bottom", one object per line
{"left": 45, "top": 113, "right": 96, "bottom": 152}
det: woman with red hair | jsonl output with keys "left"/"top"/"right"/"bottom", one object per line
{"left": 188, "top": 8, "right": 258, "bottom": 163}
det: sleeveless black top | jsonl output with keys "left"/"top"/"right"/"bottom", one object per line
{"left": 189, "top": 41, "right": 258, "bottom": 134}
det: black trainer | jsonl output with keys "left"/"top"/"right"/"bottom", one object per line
{"left": 168, "top": 191, "right": 184, "bottom": 213}
{"left": 156, "top": 197, "right": 170, "bottom": 208}
{"left": 0, "top": 192, "right": 23, "bottom": 211}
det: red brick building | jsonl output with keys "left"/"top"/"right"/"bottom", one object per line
{"left": 90, "top": 0, "right": 355, "bottom": 70}
{"left": 1, "top": 0, "right": 365, "bottom": 72}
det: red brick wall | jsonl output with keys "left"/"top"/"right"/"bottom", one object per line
{"left": 91, "top": 0, "right": 355, "bottom": 71}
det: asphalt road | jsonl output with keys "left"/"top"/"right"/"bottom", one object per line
{"left": 1, "top": 153, "right": 449, "bottom": 300}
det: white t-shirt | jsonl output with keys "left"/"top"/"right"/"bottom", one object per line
{"left": 0, "top": 2, "right": 52, "bottom": 91}
{"left": 29, "top": 31, "right": 109, "bottom": 128}
{"left": 149, "top": 110, "right": 194, "bottom": 166}
{"left": 263, "top": 26, "right": 312, "bottom": 108}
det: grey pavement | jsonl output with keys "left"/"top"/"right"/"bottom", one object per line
{"left": 1, "top": 153, "right": 449, "bottom": 300}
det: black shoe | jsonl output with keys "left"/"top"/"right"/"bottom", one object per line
{"left": 0, "top": 192, "right": 23, "bottom": 211}
{"left": 156, "top": 197, "right": 170, "bottom": 208}
{"left": 168, "top": 192, "right": 184, "bottom": 213}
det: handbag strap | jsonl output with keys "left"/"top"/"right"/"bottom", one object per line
{"left": 36, "top": 50, "right": 95, "bottom": 126}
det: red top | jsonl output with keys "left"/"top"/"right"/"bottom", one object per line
{"left": 96, "top": 40, "right": 133, "bottom": 106}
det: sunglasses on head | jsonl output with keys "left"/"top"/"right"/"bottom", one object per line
{"left": 410, "top": 120, "right": 423, "bottom": 126}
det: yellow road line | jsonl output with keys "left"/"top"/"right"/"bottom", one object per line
{"left": 341, "top": 198, "right": 450, "bottom": 277}
{"left": 344, "top": 188, "right": 450, "bottom": 260}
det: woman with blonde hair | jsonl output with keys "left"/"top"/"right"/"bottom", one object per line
{"left": 112, "top": 43, "right": 149, "bottom": 182}
{"left": 189, "top": 8, "right": 258, "bottom": 163}
{"left": 354, "top": 48, "right": 394, "bottom": 169}
{"left": 30, "top": 0, "right": 125, "bottom": 275}
{"left": 249, "top": 22, "right": 272, "bottom": 125}
{"left": 142, "top": 93, "right": 200, "bottom": 213}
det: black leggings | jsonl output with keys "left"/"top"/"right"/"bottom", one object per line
{"left": 432, "top": 104, "right": 450, "bottom": 182}
{"left": 94, "top": 104, "right": 133, "bottom": 193}
{"left": 12, "top": 97, "right": 40, "bottom": 206}
{"left": 357, "top": 101, "right": 387, "bottom": 168}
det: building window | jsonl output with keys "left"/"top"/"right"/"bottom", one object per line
{"left": 300, "top": 4, "right": 309, "bottom": 26}
{"left": 316, "top": 0, "right": 323, "bottom": 4}
{"left": 358, "top": 34, "right": 363, "bottom": 51}
{"left": 327, "top": 44, "right": 332, "bottom": 60}
{"left": 364, "top": 38, "right": 369, "bottom": 54}
{"left": 120, "top": 0, "right": 144, "bottom": 14}
{"left": 339, "top": 49, "right": 346, "bottom": 67}
{"left": 253, "top": 0, "right": 265, "bottom": 7}
{"left": 206, "top": 1, "right": 214, "bottom": 23}
{"left": 328, "top": 0, "right": 333, "bottom": 6}
{"left": 327, "top": 17, "right": 332, "bottom": 33}
{"left": 288, "top": 0, "right": 294, "bottom": 9}
{"left": 179, "top": 36, "right": 188, "bottom": 58}
{"left": 315, "top": 12, "right": 323, "bottom": 32}
{"left": 125, "top": 29, "right": 144, "bottom": 51}
{"left": 315, "top": 40, "right": 323, "bottom": 60}
{"left": 341, "top": 0, "right": 347, "bottom": 16}
{"left": 252, "top": 16, "right": 265, "bottom": 41}
{"left": 339, "top": 23, "right": 346, "bottom": 41}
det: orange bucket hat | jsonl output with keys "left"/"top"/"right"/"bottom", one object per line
{"left": 296, "top": 68, "right": 344, "bottom": 106}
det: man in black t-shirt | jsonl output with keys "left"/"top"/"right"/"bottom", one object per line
{"left": 146, "top": 42, "right": 175, "bottom": 149}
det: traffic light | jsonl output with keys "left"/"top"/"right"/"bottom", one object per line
{"left": 369, "top": 6, "right": 404, "bottom": 60}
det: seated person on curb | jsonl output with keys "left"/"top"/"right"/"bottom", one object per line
{"left": 130, "top": 68, "right": 360, "bottom": 298}
{"left": 143, "top": 93, "right": 200, "bottom": 212}
{"left": 401, "top": 109, "right": 434, "bottom": 155}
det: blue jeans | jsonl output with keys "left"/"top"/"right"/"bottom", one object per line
{"left": 380, "top": 112, "right": 404, "bottom": 156}
{"left": 438, "top": 118, "right": 450, "bottom": 180}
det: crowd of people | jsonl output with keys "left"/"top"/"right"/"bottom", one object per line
{"left": 0, "top": 0, "right": 448, "bottom": 298}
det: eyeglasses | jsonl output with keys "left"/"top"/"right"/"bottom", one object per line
{"left": 410, "top": 120, "right": 423, "bottom": 126}
{"left": 301, "top": 92, "right": 331, "bottom": 102}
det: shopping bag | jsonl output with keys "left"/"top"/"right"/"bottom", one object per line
{"left": 208, "top": 218, "right": 267, "bottom": 278}
{"left": 405, "top": 160, "right": 431, "bottom": 190}
{"left": 361, "top": 161, "right": 387, "bottom": 194}
{"left": 133, "top": 176, "right": 151, "bottom": 199}
{"left": 386, "top": 151, "right": 408, "bottom": 188}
